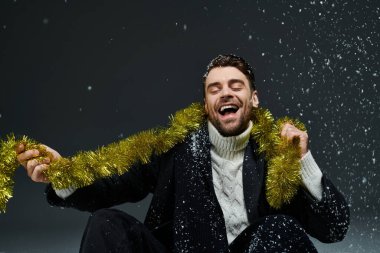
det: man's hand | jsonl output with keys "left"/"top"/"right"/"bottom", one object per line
{"left": 280, "top": 123, "right": 309, "bottom": 157}
{"left": 15, "top": 144, "right": 62, "bottom": 183}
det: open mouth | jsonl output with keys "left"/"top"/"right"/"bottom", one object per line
{"left": 218, "top": 105, "right": 239, "bottom": 116}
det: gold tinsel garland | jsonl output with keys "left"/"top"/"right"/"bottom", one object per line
{"left": 0, "top": 103, "right": 305, "bottom": 212}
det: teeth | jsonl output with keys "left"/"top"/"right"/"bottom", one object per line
{"left": 220, "top": 105, "right": 238, "bottom": 112}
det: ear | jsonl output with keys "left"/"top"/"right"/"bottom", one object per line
{"left": 250, "top": 90, "right": 259, "bottom": 108}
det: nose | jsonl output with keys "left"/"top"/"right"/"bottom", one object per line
{"left": 220, "top": 86, "right": 233, "bottom": 99}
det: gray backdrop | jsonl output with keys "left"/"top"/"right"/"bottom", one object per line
{"left": 0, "top": 0, "right": 379, "bottom": 252}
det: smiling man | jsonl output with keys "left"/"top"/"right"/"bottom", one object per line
{"left": 204, "top": 65, "right": 259, "bottom": 137}
{"left": 16, "top": 54, "right": 349, "bottom": 252}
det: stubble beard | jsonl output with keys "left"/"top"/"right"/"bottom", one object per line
{"left": 209, "top": 106, "right": 252, "bottom": 137}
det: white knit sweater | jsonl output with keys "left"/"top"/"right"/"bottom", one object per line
{"left": 208, "top": 121, "right": 252, "bottom": 244}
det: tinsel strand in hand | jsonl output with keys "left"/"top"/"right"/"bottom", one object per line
{"left": 0, "top": 102, "right": 305, "bottom": 212}
{"left": 0, "top": 135, "right": 53, "bottom": 213}
{"left": 250, "top": 109, "right": 306, "bottom": 209}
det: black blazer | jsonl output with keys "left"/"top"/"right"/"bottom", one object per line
{"left": 46, "top": 125, "right": 350, "bottom": 252}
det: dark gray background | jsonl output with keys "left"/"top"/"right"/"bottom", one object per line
{"left": 0, "top": 0, "right": 378, "bottom": 252}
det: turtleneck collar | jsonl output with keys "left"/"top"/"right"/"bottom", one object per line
{"left": 208, "top": 120, "right": 252, "bottom": 156}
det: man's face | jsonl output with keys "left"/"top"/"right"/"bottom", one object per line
{"left": 204, "top": 66, "right": 259, "bottom": 136}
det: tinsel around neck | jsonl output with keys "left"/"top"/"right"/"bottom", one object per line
{"left": 0, "top": 102, "right": 305, "bottom": 212}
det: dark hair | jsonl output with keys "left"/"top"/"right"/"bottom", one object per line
{"left": 203, "top": 54, "right": 256, "bottom": 92}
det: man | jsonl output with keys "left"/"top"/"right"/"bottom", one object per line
{"left": 16, "top": 54, "right": 349, "bottom": 252}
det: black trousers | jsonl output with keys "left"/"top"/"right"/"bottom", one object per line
{"left": 80, "top": 209, "right": 318, "bottom": 253}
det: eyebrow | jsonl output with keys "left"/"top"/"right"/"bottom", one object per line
{"left": 206, "top": 79, "right": 245, "bottom": 89}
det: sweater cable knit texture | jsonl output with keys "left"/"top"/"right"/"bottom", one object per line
{"left": 208, "top": 121, "right": 252, "bottom": 244}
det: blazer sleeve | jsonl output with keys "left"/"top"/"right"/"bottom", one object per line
{"left": 45, "top": 154, "right": 162, "bottom": 212}
{"left": 284, "top": 175, "right": 350, "bottom": 243}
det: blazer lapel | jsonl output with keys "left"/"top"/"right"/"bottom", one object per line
{"left": 243, "top": 140, "right": 265, "bottom": 223}
{"left": 191, "top": 124, "right": 215, "bottom": 193}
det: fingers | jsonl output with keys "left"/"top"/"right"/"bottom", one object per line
{"left": 26, "top": 158, "right": 50, "bottom": 183}
{"left": 281, "top": 123, "right": 295, "bottom": 141}
{"left": 15, "top": 143, "right": 58, "bottom": 184}
{"left": 26, "top": 157, "right": 48, "bottom": 176}
{"left": 31, "top": 164, "right": 50, "bottom": 183}
{"left": 281, "top": 123, "right": 306, "bottom": 140}
{"left": 15, "top": 143, "right": 25, "bottom": 154}
{"left": 281, "top": 123, "right": 309, "bottom": 156}
{"left": 17, "top": 149, "right": 40, "bottom": 168}
{"left": 16, "top": 143, "right": 61, "bottom": 165}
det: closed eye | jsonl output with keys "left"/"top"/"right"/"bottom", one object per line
{"left": 228, "top": 78, "right": 246, "bottom": 90}
{"left": 207, "top": 83, "right": 222, "bottom": 94}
